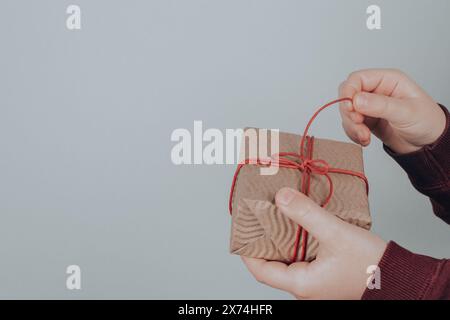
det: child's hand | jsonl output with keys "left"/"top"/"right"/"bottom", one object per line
{"left": 242, "top": 188, "right": 387, "bottom": 300}
{"left": 339, "top": 69, "right": 446, "bottom": 154}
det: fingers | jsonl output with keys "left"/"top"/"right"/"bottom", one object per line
{"left": 275, "top": 188, "right": 345, "bottom": 244}
{"left": 342, "top": 114, "right": 372, "bottom": 146}
{"left": 339, "top": 79, "right": 359, "bottom": 112}
{"left": 354, "top": 92, "right": 411, "bottom": 125}
{"left": 339, "top": 79, "right": 372, "bottom": 146}
{"left": 345, "top": 69, "right": 408, "bottom": 97}
{"left": 338, "top": 69, "right": 413, "bottom": 144}
{"left": 241, "top": 257, "right": 309, "bottom": 297}
{"left": 340, "top": 69, "right": 412, "bottom": 104}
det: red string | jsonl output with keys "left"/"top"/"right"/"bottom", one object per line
{"left": 228, "top": 98, "right": 369, "bottom": 263}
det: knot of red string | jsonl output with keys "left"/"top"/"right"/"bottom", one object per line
{"left": 228, "top": 98, "right": 369, "bottom": 263}
{"left": 271, "top": 153, "right": 330, "bottom": 175}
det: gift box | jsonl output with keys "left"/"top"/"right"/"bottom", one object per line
{"left": 228, "top": 126, "right": 371, "bottom": 263}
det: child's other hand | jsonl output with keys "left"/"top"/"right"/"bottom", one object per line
{"left": 242, "top": 188, "right": 387, "bottom": 300}
{"left": 339, "top": 69, "right": 446, "bottom": 154}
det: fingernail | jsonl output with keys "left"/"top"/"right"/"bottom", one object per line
{"left": 276, "top": 188, "right": 296, "bottom": 206}
{"left": 355, "top": 94, "right": 368, "bottom": 109}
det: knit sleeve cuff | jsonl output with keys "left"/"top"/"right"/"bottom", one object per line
{"left": 384, "top": 104, "right": 450, "bottom": 190}
{"left": 362, "top": 242, "right": 440, "bottom": 300}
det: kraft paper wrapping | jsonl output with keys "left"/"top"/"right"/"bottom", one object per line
{"left": 229, "top": 129, "right": 371, "bottom": 263}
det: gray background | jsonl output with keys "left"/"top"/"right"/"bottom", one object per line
{"left": 0, "top": 0, "right": 449, "bottom": 299}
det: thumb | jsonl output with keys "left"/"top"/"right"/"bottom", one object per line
{"left": 353, "top": 92, "right": 412, "bottom": 125}
{"left": 275, "top": 188, "right": 345, "bottom": 244}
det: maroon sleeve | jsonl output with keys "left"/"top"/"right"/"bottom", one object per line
{"left": 362, "top": 242, "right": 450, "bottom": 300}
{"left": 363, "top": 104, "right": 450, "bottom": 300}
